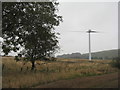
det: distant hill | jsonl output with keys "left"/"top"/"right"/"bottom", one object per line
{"left": 57, "top": 53, "right": 82, "bottom": 59}
{"left": 81, "top": 49, "right": 118, "bottom": 60}
{"left": 57, "top": 49, "right": 118, "bottom": 60}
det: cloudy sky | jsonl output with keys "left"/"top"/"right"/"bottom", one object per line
{"left": 55, "top": 1, "right": 118, "bottom": 56}
{"left": 0, "top": 1, "right": 118, "bottom": 56}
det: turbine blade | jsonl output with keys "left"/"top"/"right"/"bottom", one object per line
{"left": 91, "top": 31, "right": 98, "bottom": 33}
{"left": 68, "top": 31, "right": 85, "bottom": 32}
{"left": 86, "top": 30, "right": 99, "bottom": 33}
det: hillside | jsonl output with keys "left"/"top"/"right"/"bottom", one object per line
{"left": 57, "top": 49, "right": 118, "bottom": 60}
{"left": 57, "top": 53, "right": 82, "bottom": 59}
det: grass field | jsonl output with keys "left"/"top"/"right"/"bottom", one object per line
{"left": 35, "top": 72, "right": 118, "bottom": 88}
{"left": 2, "top": 57, "right": 118, "bottom": 88}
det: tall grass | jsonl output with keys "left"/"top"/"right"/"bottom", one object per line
{"left": 2, "top": 57, "right": 118, "bottom": 88}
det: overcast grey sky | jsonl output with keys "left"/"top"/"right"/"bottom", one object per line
{"left": 0, "top": 1, "right": 118, "bottom": 56}
{"left": 55, "top": 2, "right": 118, "bottom": 56}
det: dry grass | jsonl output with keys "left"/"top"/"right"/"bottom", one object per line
{"left": 2, "top": 57, "right": 118, "bottom": 88}
{"left": 35, "top": 72, "right": 118, "bottom": 88}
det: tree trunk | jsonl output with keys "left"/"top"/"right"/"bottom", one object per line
{"left": 31, "top": 61, "right": 35, "bottom": 70}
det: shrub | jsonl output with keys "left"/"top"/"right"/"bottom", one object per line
{"left": 111, "top": 57, "right": 120, "bottom": 69}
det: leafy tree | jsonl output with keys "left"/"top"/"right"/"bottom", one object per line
{"left": 2, "top": 2, "right": 62, "bottom": 70}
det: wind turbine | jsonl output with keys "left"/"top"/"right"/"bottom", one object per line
{"left": 86, "top": 29, "right": 98, "bottom": 61}
{"left": 62, "top": 29, "right": 98, "bottom": 61}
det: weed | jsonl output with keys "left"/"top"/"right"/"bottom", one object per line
{"left": 2, "top": 57, "right": 118, "bottom": 88}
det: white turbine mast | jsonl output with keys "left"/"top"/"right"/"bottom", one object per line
{"left": 66, "top": 29, "right": 98, "bottom": 61}
{"left": 86, "top": 29, "right": 98, "bottom": 61}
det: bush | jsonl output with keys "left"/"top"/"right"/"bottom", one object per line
{"left": 111, "top": 57, "right": 120, "bottom": 69}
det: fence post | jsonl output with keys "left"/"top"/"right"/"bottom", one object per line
{"left": 2, "top": 64, "right": 5, "bottom": 70}
{"left": 20, "top": 67, "right": 23, "bottom": 72}
{"left": 26, "top": 66, "right": 29, "bottom": 71}
{"left": 46, "top": 67, "right": 49, "bottom": 72}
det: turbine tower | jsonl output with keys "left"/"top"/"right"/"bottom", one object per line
{"left": 86, "top": 29, "right": 97, "bottom": 61}
{"left": 62, "top": 29, "right": 98, "bottom": 61}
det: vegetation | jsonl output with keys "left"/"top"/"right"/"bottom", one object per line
{"left": 57, "top": 49, "right": 118, "bottom": 60}
{"left": 111, "top": 57, "right": 120, "bottom": 69}
{"left": 2, "top": 57, "right": 118, "bottom": 88}
{"left": 82, "top": 49, "right": 118, "bottom": 60}
{"left": 57, "top": 52, "right": 82, "bottom": 59}
{"left": 2, "top": 2, "right": 62, "bottom": 70}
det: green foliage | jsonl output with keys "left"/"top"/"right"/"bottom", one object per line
{"left": 2, "top": 2, "right": 62, "bottom": 69}
{"left": 111, "top": 57, "right": 120, "bottom": 69}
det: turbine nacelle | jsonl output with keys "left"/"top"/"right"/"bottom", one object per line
{"left": 86, "top": 29, "right": 98, "bottom": 33}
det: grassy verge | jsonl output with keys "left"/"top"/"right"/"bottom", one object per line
{"left": 2, "top": 57, "right": 118, "bottom": 88}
